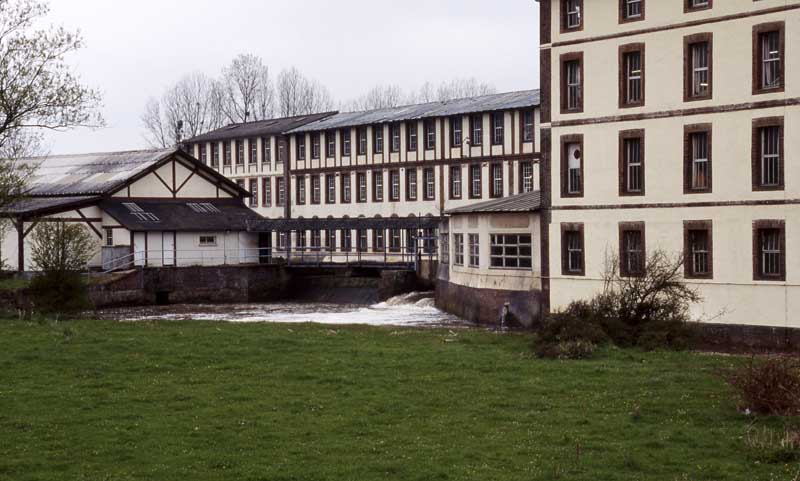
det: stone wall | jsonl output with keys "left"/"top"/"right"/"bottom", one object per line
{"left": 436, "top": 280, "right": 542, "bottom": 328}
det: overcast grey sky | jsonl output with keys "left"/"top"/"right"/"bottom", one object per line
{"left": 44, "top": 0, "right": 539, "bottom": 155}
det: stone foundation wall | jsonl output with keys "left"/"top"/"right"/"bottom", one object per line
{"left": 696, "top": 323, "right": 800, "bottom": 354}
{"left": 436, "top": 280, "right": 542, "bottom": 328}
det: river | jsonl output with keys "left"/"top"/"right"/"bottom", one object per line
{"left": 94, "top": 292, "right": 468, "bottom": 328}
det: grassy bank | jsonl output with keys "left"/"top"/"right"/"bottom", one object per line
{"left": 0, "top": 320, "right": 796, "bottom": 481}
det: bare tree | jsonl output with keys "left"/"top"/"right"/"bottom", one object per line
{"left": 220, "top": 54, "right": 275, "bottom": 123}
{"left": 343, "top": 84, "right": 406, "bottom": 112}
{"left": 435, "top": 77, "right": 497, "bottom": 101}
{"left": 276, "top": 67, "right": 334, "bottom": 117}
{"left": 30, "top": 221, "right": 94, "bottom": 272}
{"left": 347, "top": 78, "right": 498, "bottom": 112}
{"left": 0, "top": 0, "right": 103, "bottom": 209}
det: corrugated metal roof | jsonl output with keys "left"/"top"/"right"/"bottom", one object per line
{"left": 445, "top": 191, "right": 542, "bottom": 215}
{"left": 1, "top": 196, "right": 101, "bottom": 216}
{"left": 288, "top": 90, "right": 540, "bottom": 134}
{"left": 247, "top": 215, "right": 444, "bottom": 232}
{"left": 185, "top": 112, "right": 337, "bottom": 144}
{"left": 101, "top": 198, "right": 263, "bottom": 232}
{"left": 20, "top": 148, "right": 176, "bottom": 197}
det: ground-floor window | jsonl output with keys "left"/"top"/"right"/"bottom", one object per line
{"left": 754, "top": 220, "right": 785, "bottom": 281}
{"left": 490, "top": 234, "right": 532, "bottom": 269}
{"left": 373, "top": 229, "right": 385, "bottom": 252}
{"left": 199, "top": 235, "right": 217, "bottom": 247}
{"left": 357, "top": 230, "right": 368, "bottom": 252}
{"left": 454, "top": 234, "right": 464, "bottom": 265}
{"left": 341, "top": 229, "right": 352, "bottom": 252}
{"left": 311, "top": 230, "right": 322, "bottom": 250}
{"left": 440, "top": 233, "right": 450, "bottom": 264}
{"left": 560, "top": 223, "right": 584, "bottom": 276}
{"left": 619, "top": 222, "right": 645, "bottom": 277}
{"left": 468, "top": 234, "right": 480, "bottom": 268}
{"left": 684, "top": 220, "right": 712, "bottom": 279}
{"left": 326, "top": 230, "right": 336, "bottom": 252}
{"left": 389, "top": 229, "right": 402, "bottom": 253}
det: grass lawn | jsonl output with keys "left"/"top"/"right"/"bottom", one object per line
{"left": 0, "top": 320, "right": 797, "bottom": 481}
{"left": 0, "top": 277, "right": 29, "bottom": 291}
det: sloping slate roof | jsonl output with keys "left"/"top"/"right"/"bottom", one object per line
{"left": 20, "top": 148, "right": 176, "bottom": 197}
{"left": 100, "top": 198, "right": 263, "bottom": 232}
{"left": 288, "top": 90, "right": 540, "bottom": 134}
{"left": 1, "top": 196, "right": 101, "bottom": 216}
{"left": 446, "top": 191, "right": 542, "bottom": 215}
{"left": 185, "top": 112, "right": 337, "bottom": 144}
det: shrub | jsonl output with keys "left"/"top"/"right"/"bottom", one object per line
{"left": 743, "top": 424, "right": 800, "bottom": 463}
{"left": 29, "top": 270, "right": 91, "bottom": 316}
{"left": 722, "top": 357, "right": 800, "bottom": 417}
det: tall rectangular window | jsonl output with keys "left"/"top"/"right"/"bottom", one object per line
{"left": 200, "top": 144, "right": 208, "bottom": 165}
{"left": 470, "top": 114, "right": 483, "bottom": 146}
{"left": 450, "top": 166, "right": 462, "bottom": 199}
{"left": 619, "top": 130, "right": 644, "bottom": 196}
{"left": 357, "top": 172, "right": 367, "bottom": 202}
{"left": 684, "top": 220, "right": 713, "bottom": 279}
{"left": 752, "top": 117, "right": 784, "bottom": 191}
{"left": 469, "top": 164, "right": 482, "bottom": 199}
{"left": 390, "top": 124, "right": 401, "bottom": 152}
{"left": 357, "top": 230, "right": 368, "bottom": 253}
{"left": 406, "top": 168, "right": 418, "bottom": 201}
{"left": 490, "top": 234, "right": 532, "bottom": 269}
{"left": 296, "top": 175, "right": 306, "bottom": 205}
{"left": 520, "top": 162, "right": 534, "bottom": 193}
{"left": 468, "top": 234, "right": 480, "bottom": 268}
{"left": 684, "top": 34, "right": 712, "bottom": 101}
{"left": 454, "top": 234, "right": 464, "bottom": 265}
{"left": 620, "top": 44, "right": 644, "bottom": 107}
{"left": 423, "top": 168, "right": 435, "bottom": 201}
{"left": 561, "top": 135, "right": 583, "bottom": 198}
{"left": 341, "top": 174, "right": 351, "bottom": 203}
{"left": 341, "top": 128, "right": 351, "bottom": 157}
{"left": 212, "top": 143, "right": 220, "bottom": 168}
{"left": 753, "top": 23, "right": 785, "bottom": 94}
{"left": 407, "top": 122, "right": 418, "bottom": 151}
{"left": 389, "top": 229, "right": 402, "bottom": 253}
{"left": 249, "top": 139, "right": 258, "bottom": 164}
{"left": 276, "top": 177, "right": 285, "bottom": 207}
{"left": 440, "top": 233, "right": 450, "bottom": 264}
{"left": 619, "top": 222, "right": 645, "bottom": 277}
{"left": 236, "top": 140, "right": 245, "bottom": 165}
{"left": 562, "top": 0, "right": 582, "bottom": 31}
{"left": 374, "top": 125, "right": 384, "bottom": 154}
{"left": 561, "top": 224, "right": 585, "bottom": 276}
{"left": 341, "top": 229, "right": 352, "bottom": 252}
{"left": 249, "top": 178, "right": 258, "bottom": 207}
{"left": 262, "top": 178, "right": 271, "bottom": 207}
{"left": 522, "top": 111, "right": 534, "bottom": 143}
{"left": 311, "top": 134, "right": 321, "bottom": 159}
{"left": 490, "top": 163, "right": 503, "bottom": 198}
{"left": 326, "top": 132, "right": 336, "bottom": 158}
{"left": 684, "top": 124, "right": 712, "bottom": 193}
{"left": 357, "top": 127, "right": 367, "bottom": 155}
{"left": 450, "top": 116, "right": 463, "bottom": 147}
{"left": 262, "top": 138, "right": 271, "bottom": 165}
{"left": 326, "top": 230, "right": 336, "bottom": 252}
{"left": 620, "top": 0, "right": 643, "bottom": 22}
{"left": 277, "top": 141, "right": 285, "bottom": 164}
{"left": 373, "top": 171, "right": 384, "bottom": 202}
{"left": 561, "top": 53, "right": 584, "bottom": 113}
{"left": 311, "top": 175, "right": 321, "bottom": 204}
{"left": 491, "top": 112, "right": 504, "bottom": 145}
{"left": 311, "top": 230, "right": 322, "bottom": 251}
{"left": 373, "top": 229, "right": 385, "bottom": 252}
{"left": 389, "top": 170, "right": 400, "bottom": 201}
{"left": 296, "top": 137, "right": 306, "bottom": 161}
{"left": 424, "top": 119, "right": 436, "bottom": 150}
{"left": 753, "top": 220, "right": 785, "bottom": 281}
{"left": 224, "top": 141, "right": 232, "bottom": 166}
{"left": 325, "top": 174, "right": 336, "bottom": 204}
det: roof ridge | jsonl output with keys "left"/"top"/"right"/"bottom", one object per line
{"left": 17, "top": 147, "right": 176, "bottom": 161}
{"left": 339, "top": 89, "right": 540, "bottom": 116}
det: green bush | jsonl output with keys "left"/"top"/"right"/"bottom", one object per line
{"left": 29, "top": 271, "right": 91, "bottom": 316}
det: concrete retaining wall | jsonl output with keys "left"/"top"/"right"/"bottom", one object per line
{"left": 436, "top": 280, "right": 542, "bottom": 328}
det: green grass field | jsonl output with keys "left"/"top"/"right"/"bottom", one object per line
{"left": 0, "top": 320, "right": 796, "bottom": 481}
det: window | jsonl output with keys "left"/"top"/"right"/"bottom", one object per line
{"left": 468, "top": 234, "right": 480, "bottom": 268}
{"left": 490, "top": 234, "right": 532, "bottom": 269}
{"left": 752, "top": 117, "right": 784, "bottom": 191}
{"left": 683, "top": 124, "right": 712, "bottom": 193}
{"left": 373, "top": 228, "right": 386, "bottom": 252}
{"left": 490, "top": 163, "right": 503, "bottom": 198}
{"left": 278, "top": 232, "right": 287, "bottom": 250}
{"left": 561, "top": 53, "right": 584, "bottom": 113}
{"left": 390, "top": 124, "right": 401, "bottom": 153}
{"left": 470, "top": 114, "right": 483, "bottom": 146}
{"left": 619, "top": 44, "right": 644, "bottom": 107}
{"left": 296, "top": 176, "right": 306, "bottom": 205}
{"left": 357, "top": 230, "right": 368, "bottom": 253}
{"left": 373, "top": 171, "right": 384, "bottom": 202}
{"left": 450, "top": 116, "right": 462, "bottom": 147}
{"left": 373, "top": 125, "right": 384, "bottom": 154}
{"left": 341, "top": 174, "right": 351, "bottom": 203}
{"left": 186, "top": 203, "right": 221, "bottom": 214}
{"left": 620, "top": 0, "right": 643, "bottom": 22}
{"left": 454, "top": 234, "right": 464, "bottom": 265}
{"left": 469, "top": 164, "right": 482, "bottom": 199}
{"left": 105, "top": 228, "right": 113, "bottom": 247}
{"left": 389, "top": 170, "right": 400, "bottom": 201}
{"left": 424, "top": 119, "right": 436, "bottom": 150}
{"left": 262, "top": 178, "right": 272, "bottom": 207}
{"left": 357, "top": 173, "right": 367, "bottom": 203}
{"left": 407, "top": 122, "right": 418, "bottom": 151}
{"left": 199, "top": 235, "right": 217, "bottom": 247}
{"left": 753, "top": 23, "right": 785, "bottom": 94}
{"left": 406, "top": 168, "right": 418, "bottom": 201}
{"left": 561, "top": 224, "right": 585, "bottom": 276}
{"left": 326, "top": 174, "right": 336, "bottom": 204}
{"left": 249, "top": 178, "right": 258, "bottom": 207}
{"left": 684, "top": 33, "right": 712, "bottom": 101}
{"left": 440, "top": 233, "right": 450, "bottom": 264}
{"left": 236, "top": 140, "right": 244, "bottom": 165}
{"left": 212, "top": 143, "right": 220, "bottom": 168}
{"left": 296, "top": 136, "right": 306, "bottom": 160}
{"left": 450, "top": 166, "right": 462, "bottom": 199}
{"left": 684, "top": 221, "right": 713, "bottom": 279}
{"left": 277, "top": 141, "right": 286, "bottom": 164}
{"left": 423, "top": 168, "right": 435, "bottom": 201}
{"left": 389, "top": 229, "right": 402, "bottom": 253}
{"left": 224, "top": 141, "right": 232, "bottom": 166}
{"left": 297, "top": 231, "right": 307, "bottom": 251}
{"left": 262, "top": 138, "right": 271, "bottom": 165}
{"left": 236, "top": 179, "right": 245, "bottom": 193}
{"left": 326, "top": 230, "right": 336, "bottom": 252}
{"left": 619, "top": 222, "right": 645, "bottom": 277}
{"left": 311, "top": 175, "right": 321, "bottom": 204}
{"left": 250, "top": 139, "right": 258, "bottom": 164}
{"left": 561, "top": 135, "right": 583, "bottom": 198}
{"left": 200, "top": 145, "right": 208, "bottom": 165}
{"left": 619, "top": 130, "right": 644, "bottom": 196}
{"left": 311, "top": 230, "right": 322, "bottom": 251}
{"left": 341, "top": 229, "right": 352, "bottom": 252}
{"left": 522, "top": 111, "right": 534, "bottom": 143}
{"left": 562, "top": 0, "right": 582, "bottom": 31}
{"left": 357, "top": 127, "right": 368, "bottom": 155}
{"left": 276, "top": 178, "right": 285, "bottom": 207}
{"left": 753, "top": 220, "right": 785, "bottom": 281}
{"left": 311, "top": 134, "right": 321, "bottom": 159}
{"left": 491, "top": 112, "right": 504, "bottom": 145}
{"left": 341, "top": 128, "right": 351, "bottom": 157}
{"left": 685, "top": 0, "right": 711, "bottom": 12}
{"left": 326, "top": 132, "right": 336, "bottom": 158}
{"left": 520, "top": 162, "right": 534, "bottom": 193}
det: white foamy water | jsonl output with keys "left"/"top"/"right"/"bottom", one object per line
{"left": 97, "top": 292, "right": 466, "bottom": 327}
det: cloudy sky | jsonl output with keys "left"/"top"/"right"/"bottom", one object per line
{"left": 44, "top": 0, "right": 539, "bottom": 154}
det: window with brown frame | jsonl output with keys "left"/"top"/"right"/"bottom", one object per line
{"left": 619, "top": 0, "right": 644, "bottom": 23}
{"left": 296, "top": 175, "right": 306, "bottom": 205}
{"left": 341, "top": 128, "right": 351, "bottom": 157}
{"left": 373, "top": 228, "right": 385, "bottom": 252}
{"left": 199, "top": 144, "right": 207, "bottom": 165}
{"left": 491, "top": 112, "right": 504, "bottom": 146}
{"left": 373, "top": 171, "right": 384, "bottom": 202}
{"left": 248, "top": 178, "right": 258, "bottom": 207}
{"left": 519, "top": 161, "right": 534, "bottom": 193}
{"left": 357, "top": 172, "right": 367, "bottom": 203}
{"left": 423, "top": 168, "right": 435, "bottom": 201}
{"left": 276, "top": 177, "right": 285, "bottom": 207}
{"left": 424, "top": 119, "right": 436, "bottom": 150}
{"left": 325, "top": 174, "right": 336, "bottom": 204}
{"left": 357, "top": 127, "right": 368, "bottom": 155}
{"left": 311, "top": 175, "right": 321, "bottom": 204}
{"left": 296, "top": 137, "right": 306, "bottom": 161}
{"left": 753, "top": 220, "right": 785, "bottom": 281}
{"left": 236, "top": 140, "right": 244, "bottom": 165}
{"left": 490, "top": 163, "right": 503, "bottom": 198}
{"left": 619, "top": 43, "right": 645, "bottom": 108}
{"left": 470, "top": 114, "right": 483, "bottom": 146}
{"left": 522, "top": 111, "right": 534, "bottom": 143}
{"left": 390, "top": 124, "right": 401, "bottom": 152}
{"left": 619, "top": 129, "right": 645, "bottom": 196}
{"left": 450, "top": 116, "right": 463, "bottom": 147}
{"left": 469, "top": 164, "right": 482, "bottom": 199}
{"left": 262, "top": 138, "right": 271, "bottom": 165}
{"left": 406, "top": 168, "right": 418, "bottom": 201}
{"left": 277, "top": 140, "right": 286, "bottom": 164}
{"left": 340, "top": 174, "right": 352, "bottom": 203}
{"left": 751, "top": 117, "right": 784, "bottom": 191}
{"left": 326, "top": 132, "right": 336, "bottom": 158}
{"left": 560, "top": 134, "right": 584, "bottom": 198}
{"left": 407, "top": 122, "right": 418, "bottom": 151}
{"left": 450, "top": 165, "right": 462, "bottom": 199}
{"left": 753, "top": 22, "right": 785, "bottom": 95}
{"left": 311, "top": 134, "right": 320, "bottom": 159}
{"left": 685, "top": 0, "right": 711, "bottom": 12}
{"left": 683, "top": 123, "right": 712, "bottom": 193}
{"left": 561, "top": 0, "right": 582, "bottom": 32}
{"left": 560, "top": 52, "right": 584, "bottom": 113}
{"left": 262, "top": 177, "right": 271, "bottom": 207}
{"left": 224, "top": 141, "right": 232, "bottom": 166}
{"left": 684, "top": 220, "right": 713, "bottom": 279}
{"left": 249, "top": 139, "right": 258, "bottom": 164}
{"left": 389, "top": 170, "right": 400, "bottom": 201}
{"left": 561, "top": 223, "right": 585, "bottom": 276}
{"left": 373, "top": 125, "right": 384, "bottom": 154}
{"left": 211, "top": 143, "right": 220, "bottom": 168}
{"left": 619, "top": 222, "right": 645, "bottom": 278}
{"left": 684, "top": 33, "right": 713, "bottom": 101}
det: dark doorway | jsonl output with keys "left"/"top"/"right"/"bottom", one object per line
{"left": 258, "top": 232, "right": 273, "bottom": 264}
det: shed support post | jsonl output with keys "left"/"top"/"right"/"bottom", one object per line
{"left": 16, "top": 217, "right": 24, "bottom": 272}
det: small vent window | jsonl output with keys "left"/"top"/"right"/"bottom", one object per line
{"left": 123, "top": 203, "right": 159, "bottom": 222}
{"left": 187, "top": 203, "right": 221, "bottom": 214}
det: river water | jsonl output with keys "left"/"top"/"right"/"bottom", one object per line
{"left": 95, "top": 292, "right": 468, "bottom": 328}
